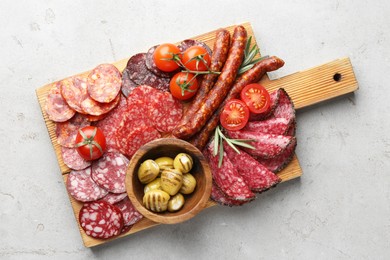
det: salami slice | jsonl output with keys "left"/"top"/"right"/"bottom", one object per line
{"left": 145, "top": 45, "right": 175, "bottom": 78}
{"left": 223, "top": 143, "right": 281, "bottom": 193}
{"left": 87, "top": 64, "right": 122, "bottom": 103}
{"left": 45, "top": 82, "right": 75, "bottom": 122}
{"left": 286, "top": 119, "right": 296, "bottom": 136}
{"left": 210, "top": 182, "right": 249, "bottom": 206}
{"left": 79, "top": 201, "right": 124, "bottom": 239}
{"left": 226, "top": 130, "right": 296, "bottom": 159}
{"left": 61, "top": 147, "right": 91, "bottom": 170}
{"left": 205, "top": 143, "right": 255, "bottom": 201}
{"left": 273, "top": 88, "right": 295, "bottom": 120}
{"left": 249, "top": 88, "right": 280, "bottom": 121}
{"left": 257, "top": 136, "right": 297, "bottom": 173}
{"left": 115, "top": 197, "right": 143, "bottom": 226}
{"left": 91, "top": 152, "right": 129, "bottom": 194}
{"left": 100, "top": 192, "right": 128, "bottom": 205}
{"left": 66, "top": 167, "right": 108, "bottom": 202}
{"left": 178, "top": 39, "right": 212, "bottom": 56}
{"left": 125, "top": 53, "right": 170, "bottom": 92}
{"left": 121, "top": 69, "right": 138, "bottom": 97}
{"left": 243, "top": 117, "right": 291, "bottom": 135}
{"left": 56, "top": 113, "right": 90, "bottom": 147}
{"left": 81, "top": 91, "right": 120, "bottom": 116}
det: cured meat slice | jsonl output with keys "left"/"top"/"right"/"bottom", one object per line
{"left": 249, "top": 88, "right": 280, "bottom": 121}
{"left": 60, "top": 78, "right": 85, "bottom": 113}
{"left": 126, "top": 85, "right": 158, "bottom": 105}
{"left": 79, "top": 201, "right": 124, "bottom": 239}
{"left": 45, "top": 82, "right": 75, "bottom": 122}
{"left": 273, "top": 88, "right": 295, "bottom": 120}
{"left": 121, "top": 69, "right": 138, "bottom": 97}
{"left": 148, "top": 91, "right": 183, "bottom": 133}
{"left": 145, "top": 45, "right": 175, "bottom": 78}
{"left": 121, "top": 224, "right": 133, "bottom": 234}
{"left": 61, "top": 147, "right": 91, "bottom": 170}
{"left": 226, "top": 130, "right": 296, "bottom": 159}
{"left": 243, "top": 117, "right": 291, "bottom": 136}
{"left": 178, "top": 39, "right": 212, "bottom": 56}
{"left": 125, "top": 53, "right": 170, "bottom": 92}
{"left": 223, "top": 143, "right": 281, "bottom": 193}
{"left": 66, "top": 167, "right": 108, "bottom": 202}
{"left": 286, "top": 119, "right": 296, "bottom": 136}
{"left": 210, "top": 182, "right": 249, "bottom": 206}
{"left": 55, "top": 113, "right": 90, "bottom": 147}
{"left": 83, "top": 113, "right": 108, "bottom": 122}
{"left": 257, "top": 137, "right": 297, "bottom": 173}
{"left": 91, "top": 152, "right": 129, "bottom": 194}
{"left": 87, "top": 64, "right": 122, "bottom": 103}
{"left": 116, "top": 124, "right": 161, "bottom": 158}
{"left": 205, "top": 143, "right": 255, "bottom": 201}
{"left": 115, "top": 197, "right": 143, "bottom": 226}
{"left": 100, "top": 192, "right": 128, "bottom": 205}
{"left": 81, "top": 91, "right": 120, "bottom": 116}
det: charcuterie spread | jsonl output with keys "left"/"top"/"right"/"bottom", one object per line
{"left": 37, "top": 22, "right": 363, "bottom": 247}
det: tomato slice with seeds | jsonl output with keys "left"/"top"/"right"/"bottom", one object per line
{"left": 220, "top": 99, "right": 250, "bottom": 131}
{"left": 240, "top": 83, "right": 271, "bottom": 114}
{"left": 75, "top": 126, "right": 106, "bottom": 161}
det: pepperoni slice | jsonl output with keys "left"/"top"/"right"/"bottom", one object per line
{"left": 79, "top": 201, "right": 124, "bottom": 239}
{"left": 66, "top": 167, "right": 108, "bottom": 202}
{"left": 114, "top": 197, "right": 143, "bottom": 226}
{"left": 55, "top": 113, "right": 90, "bottom": 147}
{"left": 60, "top": 77, "right": 85, "bottom": 113}
{"left": 87, "top": 64, "right": 122, "bottom": 103}
{"left": 61, "top": 147, "right": 91, "bottom": 170}
{"left": 45, "top": 82, "right": 75, "bottom": 122}
{"left": 81, "top": 91, "right": 121, "bottom": 116}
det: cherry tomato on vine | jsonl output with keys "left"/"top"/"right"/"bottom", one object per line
{"left": 240, "top": 83, "right": 271, "bottom": 114}
{"left": 169, "top": 72, "right": 199, "bottom": 100}
{"left": 182, "top": 46, "right": 211, "bottom": 71}
{"left": 153, "top": 43, "right": 181, "bottom": 72}
{"left": 220, "top": 99, "right": 250, "bottom": 131}
{"left": 75, "top": 126, "right": 106, "bottom": 161}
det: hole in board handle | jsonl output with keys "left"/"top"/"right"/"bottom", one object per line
{"left": 333, "top": 73, "right": 342, "bottom": 82}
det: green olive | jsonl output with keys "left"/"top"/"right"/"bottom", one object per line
{"left": 143, "top": 190, "right": 170, "bottom": 212}
{"left": 168, "top": 193, "right": 185, "bottom": 212}
{"left": 138, "top": 159, "right": 160, "bottom": 184}
{"left": 155, "top": 157, "right": 174, "bottom": 172}
{"left": 179, "top": 173, "right": 197, "bottom": 194}
{"left": 160, "top": 168, "right": 183, "bottom": 196}
{"left": 144, "top": 178, "right": 162, "bottom": 193}
{"left": 173, "top": 153, "right": 193, "bottom": 173}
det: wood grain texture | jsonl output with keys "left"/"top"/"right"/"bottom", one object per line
{"left": 36, "top": 22, "right": 358, "bottom": 247}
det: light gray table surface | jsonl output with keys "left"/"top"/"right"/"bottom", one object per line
{"left": 1, "top": 1, "right": 389, "bottom": 259}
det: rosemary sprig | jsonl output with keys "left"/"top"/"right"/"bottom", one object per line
{"left": 238, "top": 36, "right": 269, "bottom": 74}
{"left": 213, "top": 126, "right": 256, "bottom": 167}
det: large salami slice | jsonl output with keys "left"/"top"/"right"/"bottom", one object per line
{"left": 226, "top": 130, "right": 296, "bottom": 159}
{"left": 145, "top": 45, "right": 175, "bottom": 78}
{"left": 61, "top": 147, "right": 91, "bottom": 170}
{"left": 45, "top": 82, "right": 75, "bottom": 122}
{"left": 79, "top": 201, "right": 124, "bottom": 239}
{"left": 115, "top": 197, "right": 143, "bottom": 226}
{"left": 100, "top": 192, "right": 128, "bottom": 205}
{"left": 243, "top": 117, "right": 292, "bottom": 136}
{"left": 60, "top": 78, "right": 85, "bottom": 113}
{"left": 91, "top": 152, "right": 129, "bottom": 194}
{"left": 125, "top": 53, "right": 170, "bottom": 92}
{"left": 210, "top": 183, "right": 249, "bottom": 207}
{"left": 55, "top": 113, "right": 90, "bottom": 147}
{"left": 223, "top": 143, "right": 281, "bottom": 193}
{"left": 273, "top": 88, "right": 295, "bottom": 120}
{"left": 87, "top": 64, "right": 122, "bottom": 103}
{"left": 66, "top": 167, "right": 108, "bottom": 202}
{"left": 205, "top": 143, "right": 255, "bottom": 201}
{"left": 81, "top": 91, "right": 121, "bottom": 116}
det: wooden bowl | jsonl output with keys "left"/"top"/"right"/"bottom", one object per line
{"left": 125, "top": 138, "right": 212, "bottom": 224}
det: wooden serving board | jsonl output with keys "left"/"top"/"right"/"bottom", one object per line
{"left": 36, "top": 22, "right": 358, "bottom": 247}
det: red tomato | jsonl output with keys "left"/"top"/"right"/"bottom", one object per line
{"left": 182, "top": 46, "right": 211, "bottom": 71}
{"left": 169, "top": 72, "right": 199, "bottom": 100}
{"left": 75, "top": 126, "right": 106, "bottom": 161}
{"left": 153, "top": 43, "right": 181, "bottom": 72}
{"left": 240, "top": 83, "right": 271, "bottom": 114}
{"left": 220, "top": 99, "right": 250, "bottom": 131}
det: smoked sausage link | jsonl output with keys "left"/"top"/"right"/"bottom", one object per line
{"left": 173, "top": 26, "right": 247, "bottom": 140}
{"left": 176, "top": 29, "right": 231, "bottom": 127}
{"left": 190, "top": 56, "right": 285, "bottom": 150}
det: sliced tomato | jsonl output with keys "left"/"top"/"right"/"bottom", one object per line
{"left": 75, "top": 126, "right": 106, "bottom": 161}
{"left": 169, "top": 72, "right": 199, "bottom": 100}
{"left": 153, "top": 43, "right": 181, "bottom": 72}
{"left": 240, "top": 83, "right": 271, "bottom": 114}
{"left": 220, "top": 99, "right": 250, "bottom": 131}
{"left": 182, "top": 46, "right": 211, "bottom": 71}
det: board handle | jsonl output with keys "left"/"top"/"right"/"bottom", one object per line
{"left": 260, "top": 57, "right": 358, "bottom": 109}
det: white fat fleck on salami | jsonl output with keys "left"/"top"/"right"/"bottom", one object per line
{"left": 145, "top": 45, "right": 176, "bottom": 78}
{"left": 79, "top": 201, "right": 124, "bottom": 239}
{"left": 100, "top": 192, "right": 127, "bottom": 205}
{"left": 223, "top": 143, "right": 281, "bottom": 193}
{"left": 61, "top": 146, "right": 91, "bottom": 170}
{"left": 87, "top": 64, "right": 122, "bottom": 103}
{"left": 66, "top": 167, "right": 108, "bottom": 202}
{"left": 91, "top": 152, "right": 129, "bottom": 194}
{"left": 81, "top": 91, "right": 121, "bottom": 116}
{"left": 204, "top": 143, "right": 255, "bottom": 201}
{"left": 56, "top": 113, "right": 90, "bottom": 147}
{"left": 45, "top": 82, "right": 76, "bottom": 122}
{"left": 226, "top": 130, "right": 295, "bottom": 159}
{"left": 114, "top": 197, "right": 143, "bottom": 226}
